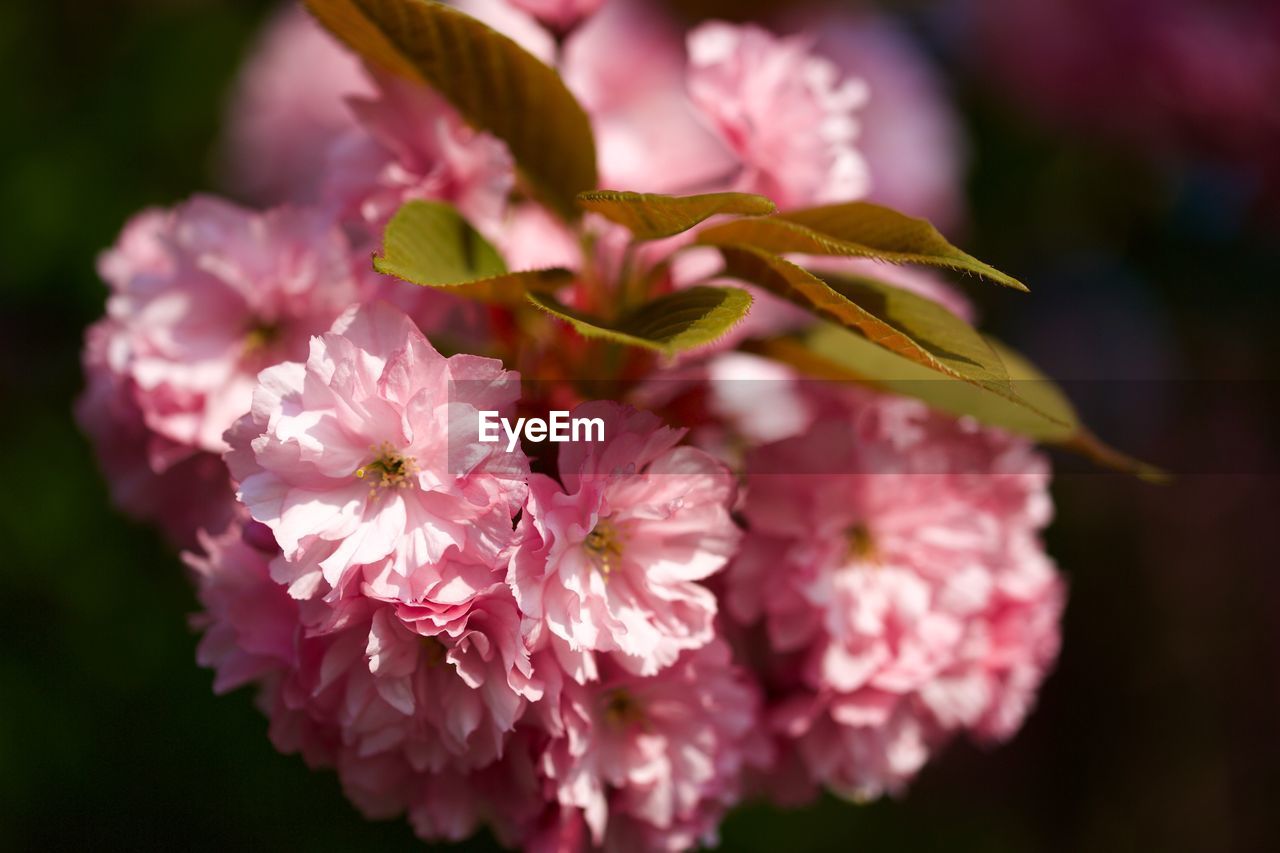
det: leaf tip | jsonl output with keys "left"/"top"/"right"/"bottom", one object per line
{"left": 1069, "top": 430, "right": 1169, "bottom": 482}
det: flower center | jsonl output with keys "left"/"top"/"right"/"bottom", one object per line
{"left": 355, "top": 441, "right": 418, "bottom": 497}
{"left": 601, "top": 688, "right": 645, "bottom": 728}
{"left": 243, "top": 320, "right": 281, "bottom": 354}
{"left": 845, "top": 523, "right": 879, "bottom": 564}
{"left": 420, "top": 636, "right": 447, "bottom": 667}
{"left": 583, "top": 517, "right": 624, "bottom": 576}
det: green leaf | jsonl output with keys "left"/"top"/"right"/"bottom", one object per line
{"left": 698, "top": 201, "right": 1029, "bottom": 291}
{"left": 989, "top": 340, "right": 1168, "bottom": 481}
{"left": 373, "top": 200, "right": 572, "bottom": 304}
{"left": 527, "top": 286, "right": 752, "bottom": 356}
{"left": 750, "top": 323, "right": 1164, "bottom": 480}
{"left": 576, "top": 190, "right": 776, "bottom": 240}
{"left": 718, "top": 246, "right": 1030, "bottom": 408}
{"left": 305, "top": 0, "right": 597, "bottom": 220}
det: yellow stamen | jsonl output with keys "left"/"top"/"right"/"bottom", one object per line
{"left": 845, "top": 523, "right": 879, "bottom": 565}
{"left": 583, "top": 517, "right": 624, "bottom": 577}
{"left": 243, "top": 321, "right": 281, "bottom": 354}
{"left": 355, "top": 441, "right": 418, "bottom": 499}
{"left": 601, "top": 689, "right": 645, "bottom": 728}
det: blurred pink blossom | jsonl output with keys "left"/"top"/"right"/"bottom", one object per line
{"left": 187, "top": 518, "right": 300, "bottom": 695}
{"left": 78, "top": 197, "right": 365, "bottom": 544}
{"left": 506, "top": 0, "right": 604, "bottom": 36}
{"left": 78, "top": 317, "right": 235, "bottom": 546}
{"left": 800, "top": 10, "right": 968, "bottom": 230}
{"left": 729, "top": 389, "right": 1064, "bottom": 798}
{"left": 686, "top": 22, "right": 870, "bottom": 208}
{"left": 220, "top": 5, "right": 373, "bottom": 204}
{"left": 564, "top": 0, "right": 734, "bottom": 194}
{"left": 92, "top": 197, "right": 364, "bottom": 457}
{"left": 322, "top": 69, "right": 515, "bottom": 239}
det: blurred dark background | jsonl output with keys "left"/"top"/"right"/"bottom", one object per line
{"left": 1, "top": 0, "right": 1277, "bottom": 850}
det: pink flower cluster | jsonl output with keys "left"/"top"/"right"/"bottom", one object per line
{"left": 727, "top": 385, "right": 1064, "bottom": 801}
{"left": 78, "top": 1, "right": 1065, "bottom": 849}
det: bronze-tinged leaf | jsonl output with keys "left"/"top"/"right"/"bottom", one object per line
{"left": 373, "top": 200, "right": 571, "bottom": 304}
{"left": 750, "top": 323, "right": 1165, "bottom": 480}
{"left": 305, "top": 0, "right": 597, "bottom": 220}
{"left": 718, "top": 246, "right": 1028, "bottom": 407}
{"left": 698, "top": 201, "right": 1029, "bottom": 291}
{"left": 576, "top": 190, "right": 776, "bottom": 240}
{"left": 991, "top": 340, "right": 1169, "bottom": 482}
{"left": 526, "top": 286, "right": 752, "bottom": 356}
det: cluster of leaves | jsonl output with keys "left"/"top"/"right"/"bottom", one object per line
{"left": 305, "top": 0, "right": 1159, "bottom": 479}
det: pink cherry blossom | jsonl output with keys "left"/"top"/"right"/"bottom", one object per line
{"left": 94, "top": 196, "right": 366, "bottom": 457}
{"left": 90, "top": 1, "right": 1075, "bottom": 843}
{"left": 507, "top": 0, "right": 604, "bottom": 36}
{"left": 495, "top": 203, "right": 583, "bottom": 272}
{"left": 703, "top": 352, "right": 816, "bottom": 447}
{"left": 187, "top": 518, "right": 543, "bottom": 834}
{"left": 322, "top": 69, "right": 514, "bottom": 239}
{"left": 509, "top": 401, "right": 740, "bottom": 681}
{"left": 798, "top": 10, "right": 968, "bottom": 230}
{"left": 564, "top": 0, "right": 734, "bottom": 194}
{"left": 225, "top": 301, "right": 528, "bottom": 599}
{"left": 307, "top": 582, "right": 541, "bottom": 775}
{"left": 686, "top": 22, "right": 870, "bottom": 208}
{"left": 407, "top": 746, "right": 545, "bottom": 844}
{"left": 728, "top": 389, "right": 1065, "bottom": 799}
{"left": 220, "top": 4, "right": 374, "bottom": 204}
{"left": 463, "top": 0, "right": 733, "bottom": 196}
{"left": 77, "top": 316, "right": 235, "bottom": 546}
{"left": 186, "top": 518, "right": 300, "bottom": 695}
{"left": 79, "top": 198, "right": 362, "bottom": 544}
{"left": 534, "top": 641, "right": 765, "bottom": 850}
{"left": 631, "top": 352, "right": 817, "bottom": 475}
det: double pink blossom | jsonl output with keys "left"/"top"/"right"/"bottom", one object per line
{"left": 187, "top": 518, "right": 300, "bottom": 695}
{"left": 77, "top": 197, "right": 365, "bottom": 542}
{"left": 225, "top": 301, "right": 528, "bottom": 598}
{"left": 509, "top": 402, "right": 741, "bottom": 681}
{"left": 563, "top": 0, "right": 734, "bottom": 195}
{"left": 533, "top": 641, "right": 766, "bottom": 851}
{"left": 729, "top": 389, "right": 1065, "bottom": 799}
{"left": 77, "top": 317, "right": 236, "bottom": 545}
{"left": 311, "top": 583, "right": 540, "bottom": 775}
{"left": 187, "top": 518, "right": 542, "bottom": 831}
{"left": 322, "top": 69, "right": 515, "bottom": 239}
{"left": 686, "top": 22, "right": 870, "bottom": 208}
{"left": 93, "top": 196, "right": 365, "bottom": 456}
